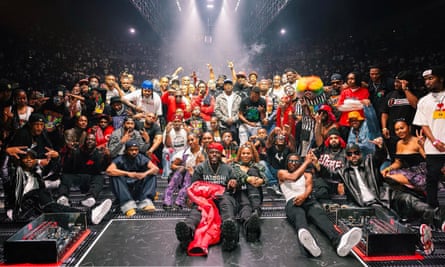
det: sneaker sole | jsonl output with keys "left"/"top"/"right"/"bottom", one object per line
{"left": 337, "top": 227, "right": 362, "bottom": 257}
{"left": 298, "top": 229, "right": 321, "bottom": 257}
{"left": 245, "top": 214, "right": 261, "bottom": 242}
{"left": 221, "top": 220, "right": 238, "bottom": 251}
{"left": 142, "top": 205, "right": 156, "bottom": 212}
{"left": 175, "top": 222, "right": 192, "bottom": 250}
{"left": 91, "top": 199, "right": 112, "bottom": 225}
{"left": 420, "top": 224, "right": 434, "bottom": 255}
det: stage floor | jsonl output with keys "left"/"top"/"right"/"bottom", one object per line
{"left": 76, "top": 217, "right": 359, "bottom": 267}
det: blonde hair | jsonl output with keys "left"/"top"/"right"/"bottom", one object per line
{"left": 235, "top": 142, "right": 260, "bottom": 163}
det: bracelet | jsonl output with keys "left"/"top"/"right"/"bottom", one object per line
{"left": 433, "top": 140, "right": 441, "bottom": 146}
{"left": 382, "top": 128, "right": 388, "bottom": 131}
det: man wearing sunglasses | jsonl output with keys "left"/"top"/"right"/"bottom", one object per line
{"left": 339, "top": 143, "right": 445, "bottom": 255}
{"left": 278, "top": 152, "right": 362, "bottom": 257}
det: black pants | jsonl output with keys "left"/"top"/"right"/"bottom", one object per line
{"left": 185, "top": 191, "right": 252, "bottom": 231}
{"left": 425, "top": 154, "right": 445, "bottom": 207}
{"left": 59, "top": 173, "right": 105, "bottom": 199}
{"left": 285, "top": 197, "right": 340, "bottom": 250}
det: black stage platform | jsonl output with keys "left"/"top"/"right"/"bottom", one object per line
{"left": 76, "top": 217, "right": 358, "bottom": 267}
{"left": 1, "top": 177, "right": 445, "bottom": 267}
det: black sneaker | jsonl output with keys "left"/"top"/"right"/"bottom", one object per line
{"left": 221, "top": 219, "right": 239, "bottom": 251}
{"left": 245, "top": 213, "right": 261, "bottom": 242}
{"left": 163, "top": 204, "right": 172, "bottom": 211}
{"left": 267, "top": 184, "right": 283, "bottom": 197}
{"left": 175, "top": 222, "right": 193, "bottom": 250}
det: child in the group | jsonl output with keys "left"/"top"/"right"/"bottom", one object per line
{"left": 250, "top": 127, "right": 268, "bottom": 161}
{"left": 221, "top": 130, "right": 239, "bottom": 163}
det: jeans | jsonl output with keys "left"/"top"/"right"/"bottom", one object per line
{"left": 161, "top": 147, "right": 174, "bottom": 179}
{"left": 238, "top": 123, "right": 261, "bottom": 145}
{"left": 260, "top": 160, "right": 278, "bottom": 186}
{"left": 111, "top": 174, "right": 157, "bottom": 213}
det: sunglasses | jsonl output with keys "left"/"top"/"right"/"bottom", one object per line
{"left": 346, "top": 151, "right": 360, "bottom": 156}
{"left": 288, "top": 159, "right": 300, "bottom": 164}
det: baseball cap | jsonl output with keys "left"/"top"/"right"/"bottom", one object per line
{"left": 141, "top": 80, "right": 153, "bottom": 89}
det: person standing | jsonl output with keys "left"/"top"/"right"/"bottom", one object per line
{"left": 413, "top": 66, "right": 445, "bottom": 208}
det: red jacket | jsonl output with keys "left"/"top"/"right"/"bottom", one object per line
{"left": 186, "top": 181, "right": 225, "bottom": 256}
{"left": 191, "top": 94, "right": 215, "bottom": 122}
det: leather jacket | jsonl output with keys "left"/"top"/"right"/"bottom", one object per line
{"left": 338, "top": 147, "right": 387, "bottom": 207}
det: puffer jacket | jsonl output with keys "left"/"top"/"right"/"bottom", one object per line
{"left": 186, "top": 181, "right": 225, "bottom": 256}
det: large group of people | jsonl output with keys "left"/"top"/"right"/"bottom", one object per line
{"left": 1, "top": 59, "right": 444, "bottom": 257}
{"left": 1, "top": 24, "right": 445, "bottom": 257}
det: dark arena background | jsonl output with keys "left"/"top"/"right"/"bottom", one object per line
{"left": 1, "top": 0, "right": 445, "bottom": 266}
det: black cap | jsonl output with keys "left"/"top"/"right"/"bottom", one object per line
{"left": 110, "top": 96, "right": 122, "bottom": 104}
{"left": 28, "top": 113, "right": 45, "bottom": 124}
{"left": 395, "top": 70, "right": 415, "bottom": 82}
{"left": 346, "top": 143, "right": 360, "bottom": 152}
{"left": 125, "top": 141, "right": 139, "bottom": 149}
{"left": 327, "top": 128, "right": 341, "bottom": 137}
{"left": 223, "top": 79, "right": 233, "bottom": 84}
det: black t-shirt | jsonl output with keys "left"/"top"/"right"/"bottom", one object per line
{"left": 266, "top": 145, "right": 291, "bottom": 169}
{"left": 382, "top": 89, "right": 423, "bottom": 132}
{"left": 239, "top": 97, "right": 266, "bottom": 123}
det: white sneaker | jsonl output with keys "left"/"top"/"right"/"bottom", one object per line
{"left": 298, "top": 228, "right": 321, "bottom": 257}
{"left": 81, "top": 197, "right": 96, "bottom": 208}
{"left": 91, "top": 199, "right": 112, "bottom": 225}
{"left": 337, "top": 227, "right": 362, "bottom": 257}
{"left": 57, "top": 196, "right": 70, "bottom": 207}
{"left": 420, "top": 224, "right": 434, "bottom": 255}
{"left": 44, "top": 179, "right": 60, "bottom": 189}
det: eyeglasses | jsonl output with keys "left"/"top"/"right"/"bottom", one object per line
{"left": 331, "top": 81, "right": 341, "bottom": 85}
{"left": 288, "top": 159, "right": 300, "bottom": 164}
{"left": 175, "top": 96, "right": 182, "bottom": 98}
{"left": 346, "top": 151, "right": 360, "bottom": 156}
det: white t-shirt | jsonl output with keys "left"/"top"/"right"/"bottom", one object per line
{"left": 124, "top": 90, "right": 163, "bottom": 116}
{"left": 413, "top": 91, "right": 445, "bottom": 154}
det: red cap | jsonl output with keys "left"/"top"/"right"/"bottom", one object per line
{"left": 207, "top": 142, "right": 224, "bottom": 153}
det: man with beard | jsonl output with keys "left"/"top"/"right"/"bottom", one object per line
{"left": 314, "top": 104, "right": 338, "bottom": 148}
{"left": 311, "top": 128, "right": 347, "bottom": 197}
{"left": 413, "top": 66, "right": 445, "bottom": 208}
{"left": 108, "top": 117, "right": 149, "bottom": 159}
{"left": 141, "top": 112, "right": 163, "bottom": 166}
{"left": 263, "top": 127, "right": 296, "bottom": 196}
{"left": 278, "top": 152, "right": 362, "bottom": 258}
{"left": 121, "top": 80, "right": 163, "bottom": 123}
{"left": 57, "top": 134, "right": 108, "bottom": 208}
{"left": 339, "top": 143, "right": 445, "bottom": 255}
{"left": 64, "top": 115, "right": 88, "bottom": 150}
{"left": 106, "top": 141, "right": 158, "bottom": 217}
{"left": 175, "top": 142, "right": 250, "bottom": 254}
{"left": 104, "top": 96, "right": 133, "bottom": 130}
{"left": 381, "top": 71, "right": 421, "bottom": 156}
{"left": 214, "top": 79, "right": 242, "bottom": 140}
